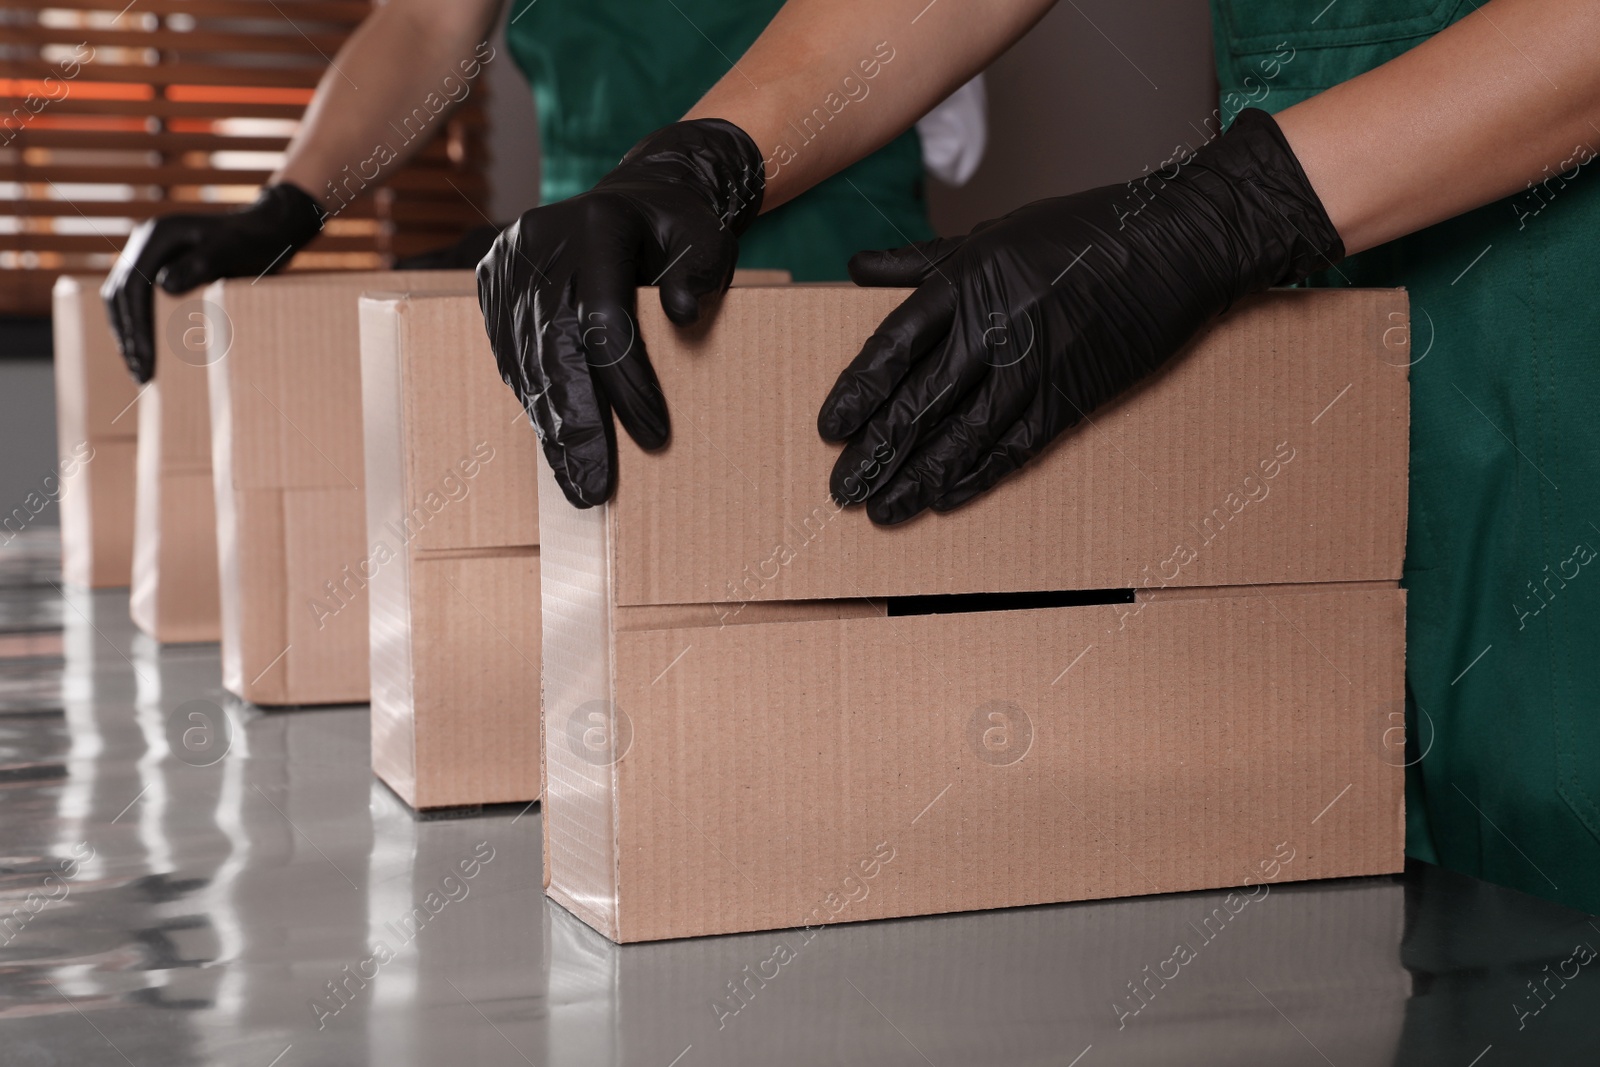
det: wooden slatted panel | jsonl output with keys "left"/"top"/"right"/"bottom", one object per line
{"left": 1, "top": 0, "right": 492, "bottom": 315}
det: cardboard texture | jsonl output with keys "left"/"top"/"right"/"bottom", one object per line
{"left": 373, "top": 550, "right": 543, "bottom": 807}
{"left": 357, "top": 270, "right": 792, "bottom": 807}
{"left": 207, "top": 271, "right": 475, "bottom": 705}
{"left": 50, "top": 276, "right": 139, "bottom": 587}
{"left": 128, "top": 289, "right": 221, "bottom": 641}
{"left": 55, "top": 439, "right": 137, "bottom": 588}
{"left": 361, "top": 292, "right": 541, "bottom": 555}
{"left": 606, "top": 288, "right": 1409, "bottom": 603}
{"left": 538, "top": 285, "right": 1412, "bottom": 942}
{"left": 360, "top": 292, "right": 542, "bottom": 807}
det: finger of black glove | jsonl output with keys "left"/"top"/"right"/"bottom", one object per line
{"left": 818, "top": 281, "right": 956, "bottom": 442}
{"left": 478, "top": 230, "right": 616, "bottom": 508}
{"left": 828, "top": 322, "right": 987, "bottom": 509}
{"left": 477, "top": 226, "right": 537, "bottom": 410}
{"left": 155, "top": 243, "right": 225, "bottom": 295}
{"left": 931, "top": 400, "right": 1053, "bottom": 513}
{"left": 106, "top": 267, "right": 157, "bottom": 383}
{"left": 847, "top": 236, "right": 966, "bottom": 288}
{"left": 865, "top": 371, "right": 1038, "bottom": 525}
{"left": 102, "top": 219, "right": 197, "bottom": 382}
{"left": 652, "top": 237, "right": 731, "bottom": 326}
{"left": 577, "top": 237, "right": 669, "bottom": 450}
{"left": 536, "top": 274, "right": 617, "bottom": 507}
{"left": 154, "top": 228, "right": 244, "bottom": 294}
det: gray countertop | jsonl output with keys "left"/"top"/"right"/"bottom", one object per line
{"left": 1, "top": 531, "right": 1593, "bottom": 1066}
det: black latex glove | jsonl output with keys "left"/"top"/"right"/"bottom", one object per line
{"left": 101, "top": 182, "right": 325, "bottom": 383}
{"left": 819, "top": 108, "right": 1344, "bottom": 525}
{"left": 477, "top": 118, "right": 764, "bottom": 508}
{"left": 394, "top": 222, "right": 507, "bottom": 270}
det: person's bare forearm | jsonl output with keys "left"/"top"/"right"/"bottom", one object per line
{"left": 685, "top": 0, "right": 1053, "bottom": 210}
{"left": 271, "top": 0, "right": 503, "bottom": 210}
{"left": 1277, "top": 0, "right": 1600, "bottom": 255}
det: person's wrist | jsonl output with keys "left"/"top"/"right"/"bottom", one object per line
{"left": 606, "top": 118, "right": 766, "bottom": 236}
{"left": 257, "top": 181, "right": 328, "bottom": 248}
{"left": 1193, "top": 108, "right": 1345, "bottom": 294}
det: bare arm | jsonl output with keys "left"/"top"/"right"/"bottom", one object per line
{"left": 690, "top": 0, "right": 1599, "bottom": 252}
{"left": 270, "top": 0, "right": 504, "bottom": 205}
{"left": 685, "top": 0, "right": 1055, "bottom": 210}
{"left": 1277, "top": 0, "right": 1600, "bottom": 255}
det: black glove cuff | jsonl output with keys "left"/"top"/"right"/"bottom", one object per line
{"left": 257, "top": 181, "right": 328, "bottom": 249}
{"left": 608, "top": 118, "right": 766, "bottom": 236}
{"left": 1189, "top": 108, "right": 1345, "bottom": 293}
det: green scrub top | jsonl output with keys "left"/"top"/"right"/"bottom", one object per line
{"left": 503, "top": 0, "right": 933, "bottom": 281}
{"left": 1213, "top": 0, "right": 1600, "bottom": 915}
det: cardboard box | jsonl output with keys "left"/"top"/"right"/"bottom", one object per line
{"left": 54, "top": 439, "right": 137, "bottom": 588}
{"left": 360, "top": 291, "right": 543, "bottom": 808}
{"left": 539, "top": 285, "right": 1411, "bottom": 942}
{"left": 206, "top": 271, "right": 475, "bottom": 705}
{"left": 357, "top": 270, "right": 790, "bottom": 808}
{"left": 50, "top": 275, "right": 139, "bottom": 587}
{"left": 128, "top": 289, "right": 222, "bottom": 642}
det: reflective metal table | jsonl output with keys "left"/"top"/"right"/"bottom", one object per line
{"left": 2, "top": 532, "right": 1594, "bottom": 1065}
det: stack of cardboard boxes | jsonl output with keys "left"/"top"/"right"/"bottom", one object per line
{"left": 359, "top": 291, "right": 543, "bottom": 810}
{"left": 534, "top": 285, "right": 1410, "bottom": 942}
{"left": 50, "top": 276, "right": 139, "bottom": 587}
{"left": 351, "top": 270, "right": 791, "bottom": 809}
{"left": 203, "top": 271, "right": 473, "bottom": 705}
{"left": 52, "top": 278, "right": 223, "bottom": 636}
{"left": 129, "top": 290, "right": 221, "bottom": 642}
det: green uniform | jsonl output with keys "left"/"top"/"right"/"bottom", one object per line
{"left": 503, "top": 0, "right": 933, "bottom": 281}
{"left": 1214, "top": 0, "right": 1600, "bottom": 914}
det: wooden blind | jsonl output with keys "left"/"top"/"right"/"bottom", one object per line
{"left": 1, "top": 0, "right": 490, "bottom": 316}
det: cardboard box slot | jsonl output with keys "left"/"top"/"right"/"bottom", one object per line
{"left": 883, "top": 587, "right": 1135, "bottom": 617}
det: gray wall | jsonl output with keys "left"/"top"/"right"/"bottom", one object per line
{"left": 928, "top": 0, "right": 1218, "bottom": 235}
{"left": 484, "top": 3, "right": 543, "bottom": 221}
{"left": 0, "top": 359, "right": 62, "bottom": 528}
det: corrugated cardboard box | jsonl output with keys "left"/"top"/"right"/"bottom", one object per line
{"left": 205, "top": 270, "right": 475, "bottom": 705}
{"left": 50, "top": 276, "right": 139, "bottom": 588}
{"left": 129, "top": 289, "right": 222, "bottom": 642}
{"left": 540, "top": 285, "right": 1411, "bottom": 942}
{"left": 361, "top": 291, "right": 543, "bottom": 809}
{"left": 358, "top": 270, "right": 790, "bottom": 808}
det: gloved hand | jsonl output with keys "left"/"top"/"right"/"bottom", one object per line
{"left": 101, "top": 182, "right": 325, "bottom": 382}
{"left": 819, "top": 107, "right": 1344, "bottom": 525}
{"left": 394, "top": 222, "right": 507, "bottom": 270}
{"left": 477, "top": 119, "right": 764, "bottom": 508}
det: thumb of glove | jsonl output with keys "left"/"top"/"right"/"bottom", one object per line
{"left": 848, "top": 236, "right": 967, "bottom": 287}
{"left": 655, "top": 249, "right": 727, "bottom": 327}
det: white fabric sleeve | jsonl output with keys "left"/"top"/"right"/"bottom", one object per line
{"left": 916, "top": 75, "right": 988, "bottom": 187}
